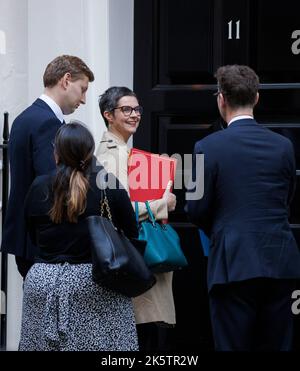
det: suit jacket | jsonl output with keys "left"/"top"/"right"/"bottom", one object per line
{"left": 96, "top": 131, "right": 175, "bottom": 325}
{"left": 1, "top": 98, "right": 63, "bottom": 260}
{"left": 186, "top": 119, "right": 300, "bottom": 291}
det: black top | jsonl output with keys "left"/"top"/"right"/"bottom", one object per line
{"left": 24, "top": 168, "right": 138, "bottom": 264}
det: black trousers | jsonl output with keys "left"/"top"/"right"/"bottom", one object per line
{"left": 209, "top": 278, "right": 296, "bottom": 351}
{"left": 136, "top": 323, "right": 174, "bottom": 352}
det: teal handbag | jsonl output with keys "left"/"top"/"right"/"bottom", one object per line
{"left": 135, "top": 201, "right": 188, "bottom": 273}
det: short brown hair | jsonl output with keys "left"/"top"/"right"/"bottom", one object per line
{"left": 43, "top": 55, "right": 94, "bottom": 88}
{"left": 214, "top": 65, "right": 259, "bottom": 109}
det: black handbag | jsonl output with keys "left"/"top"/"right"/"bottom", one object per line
{"left": 86, "top": 190, "right": 156, "bottom": 297}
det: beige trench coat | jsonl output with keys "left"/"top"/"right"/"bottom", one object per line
{"left": 96, "top": 131, "right": 176, "bottom": 325}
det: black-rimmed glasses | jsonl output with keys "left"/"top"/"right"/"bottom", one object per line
{"left": 112, "top": 105, "right": 143, "bottom": 116}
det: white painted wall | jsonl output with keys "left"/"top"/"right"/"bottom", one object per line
{"left": 0, "top": 0, "right": 134, "bottom": 350}
{"left": 0, "top": 0, "right": 29, "bottom": 133}
{"left": 109, "top": 0, "right": 134, "bottom": 88}
{"left": 0, "top": 0, "right": 29, "bottom": 351}
{"left": 109, "top": 0, "right": 134, "bottom": 146}
{"left": 27, "top": 0, "right": 110, "bottom": 143}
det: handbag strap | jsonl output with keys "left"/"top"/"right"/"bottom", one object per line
{"left": 135, "top": 201, "right": 139, "bottom": 225}
{"left": 145, "top": 201, "right": 156, "bottom": 224}
{"left": 100, "top": 189, "right": 112, "bottom": 221}
{"left": 135, "top": 201, "right": 156, "bottom": 226}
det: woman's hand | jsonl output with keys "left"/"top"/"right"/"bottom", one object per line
{"left": 163, "top": 181, "right": 177, "bottom": 212}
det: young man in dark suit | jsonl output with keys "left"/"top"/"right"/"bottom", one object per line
{"left": 186, "top": 65, "right": 300, "bottom": 350}
{"left": 1, "top": 55, "right": 94, "bottom": 278}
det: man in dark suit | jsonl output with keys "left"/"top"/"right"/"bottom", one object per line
{"left": 1, "top": 55, "right": 94, "bottom": 278}
{"left": 186, "top": 65, "right": 300, "bottom": 351}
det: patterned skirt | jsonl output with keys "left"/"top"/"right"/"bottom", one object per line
{"left": 19, "top": 263, "right": 138, "bottom": 351}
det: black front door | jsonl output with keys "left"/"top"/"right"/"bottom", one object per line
{"left": 134, "top": 0, "right": 300, "bottom": 350}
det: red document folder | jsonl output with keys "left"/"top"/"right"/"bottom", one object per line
{"left": 128, "top": 148, "right": 177, "bottom": 202}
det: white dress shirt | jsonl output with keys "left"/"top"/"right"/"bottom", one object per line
{"left": 39, "top": 94, "right": 64, "bottom": 123}
{"left": 228, "top": 115, "right": 253, "bottom": 127}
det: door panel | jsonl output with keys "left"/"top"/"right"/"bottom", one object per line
{"left": 250, "top": 0, "right": 300, "bottom": 83}
{"left": 156, "top": 0, "right": 215, "bottom": 85}
{"left": 134, "top": 0, "right": 300, "bottom": 350}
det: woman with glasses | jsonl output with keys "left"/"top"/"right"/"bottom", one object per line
{"left": 96, "top": 86, "right": 177, "bottom": 351}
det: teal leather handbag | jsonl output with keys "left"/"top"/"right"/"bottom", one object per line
{"left": 135, "top": 201, "right": 188, "bottom": 273}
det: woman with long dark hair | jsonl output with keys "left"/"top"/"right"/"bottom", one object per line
{"left": 19, "top": 122, "right": 139, "bottom": 351}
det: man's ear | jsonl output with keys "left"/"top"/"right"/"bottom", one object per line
{"left": 61, "top": 72, "right": 72, "bottom": 89}
{"left": 219, "top": 92, "right": 226, "bottom": 108}
{"left": 254, "top": 92, "right": 259, "bottom": 106}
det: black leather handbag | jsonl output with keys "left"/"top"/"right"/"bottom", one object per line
{"left": 86, "top": 190, "right": 156, "bottom": 297}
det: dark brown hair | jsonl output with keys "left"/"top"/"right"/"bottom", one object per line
{"left": 43, "top": 55, "right": 94, "bottom": 88}
{"left": 49, "top": 121, "right": 95, "bottom": 223}
{"left": 214, "top": 65, "right": 259, "bottom": 109}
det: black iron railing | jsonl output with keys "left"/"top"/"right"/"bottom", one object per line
{"left": 1, "top": 112, "right": 9, "bottom": 350}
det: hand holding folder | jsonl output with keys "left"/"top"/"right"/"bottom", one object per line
{"left": 162, "top": 180, "right": 176, "bottom": 212}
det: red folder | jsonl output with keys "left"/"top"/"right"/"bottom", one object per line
{"left": 128, "top": 148, "right": 177, "bottom": 202}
